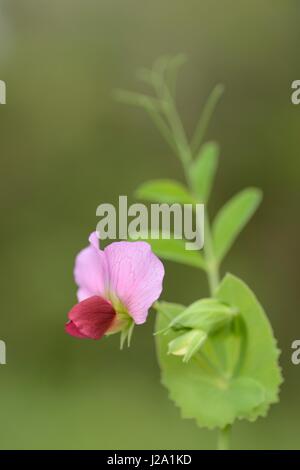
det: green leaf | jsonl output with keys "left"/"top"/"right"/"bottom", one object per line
{"left": 135, "top": 179, "right": 196, "bottom": 205}
{"left": 136, "top": 236, "right": 206, "bottom": 270}
{"left": 155, "top": 274, "right": 282, "bottom": 429}
{"left": 189, "top": 142, "right": 219, "bottom": 202}
{"left": 191, "top": 84, "right": 225, "bottom": 154}
{"left": 212, "top": 188, "right": 262, "bottom": 262}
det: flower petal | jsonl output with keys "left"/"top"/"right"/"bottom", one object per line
{"left": 67, "top": 295, "right": 116, "bottom": 339}
{"left": 74, "top": 232, "right": 108, "bottom": 301}
{"left": 104, "top": 241, "right": 164, "bottom": 324}
{"left": 65, "top": 320, "right": 89, "bottom": 338}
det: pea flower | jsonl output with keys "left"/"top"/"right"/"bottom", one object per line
{"left": 65, "top": 232, "right": 164, "bottom": 346}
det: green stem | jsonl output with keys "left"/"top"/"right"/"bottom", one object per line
{"left": 147, "top": 107, "right": 178, "bottom": 154}
{"left": 218, "top": 425, "right": 231, "bottom": 450}
{"left": 160, "top": 85, "right": 192, "bottom": 169}
{"left": 143, "top": 68, "right": 230, "bottom": 450}
{"left": 203, "top": 213, "right": 220, "bottom": 296}
{"left": 203, "top": 218, "right": 231, "bottom": 450}
{"left": 161, "top": 85, "right": 220, "bottom": 297}
{"left": 181, "top": 112, "right": 229, "bottom": 450}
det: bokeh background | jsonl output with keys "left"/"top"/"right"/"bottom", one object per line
{"left": 0, "top": 0, "right": 300, "bottom": 450}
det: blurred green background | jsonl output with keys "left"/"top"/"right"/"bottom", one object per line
{"left": 0, "top": 0, "right": 299, "bottom": 450}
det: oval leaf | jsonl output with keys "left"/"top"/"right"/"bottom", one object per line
{"left": 135, "top": 179, "right": 196, "bottom": 204}
{"left": 212, "top": 188, "right": 262, "bottom": 262}
{"left": 189, "top": 142, "right": 219, "bottom": 202}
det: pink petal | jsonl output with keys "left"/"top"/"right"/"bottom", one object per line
{"left": 104, "top": 241, "right": 164, "bottom": 324}
{"left": 74, "top": 232, "right": 108, "bottom": 301}
{"left": 66, "top": 295, "right": 116, "bottom": 339}
{"left": 89, "top": 231, "right": 101, "bottom": 250}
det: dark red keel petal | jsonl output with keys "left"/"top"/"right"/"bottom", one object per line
{"left": 65, "top": 321, "right": 89, "bottom": 338}
{"left": 66, "top": 295, "right": 116, "bottom": 340}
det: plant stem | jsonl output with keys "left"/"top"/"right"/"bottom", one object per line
{"left": 203, "top": 213, "right": 220, "bottom": 296}
{"left": 179, "top": 107, "right": 230, "bottom": 450}
{"left": 217, "top": 425, "right": 231, "bottom": 450}
{"left": 203, "top": 218, "right": 231, "bottom": 450}
{"left": 148, "top": 69, "right": 230, "bottom": 450}
{"left": 161, "top": 79, "right": 220, "bottom": 297}
{"left": 160, "top": 85, "right": 193, "bottom": 169}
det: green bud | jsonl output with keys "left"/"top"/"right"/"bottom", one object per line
{"left": 168, "top": 329, "right": 207, "bottom": 362}
{"left": 166, "top": 298, "right": 238, "bottom": 335}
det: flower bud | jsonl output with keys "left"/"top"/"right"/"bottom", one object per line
{"left": 165, "top": 298, "right": 238, "bottom": 335}
{"left": 168, "top": 329, "right": 207, "bottom": 362}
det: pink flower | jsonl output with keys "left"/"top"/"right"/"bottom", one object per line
{"left": 65, "top": 232, "right": 164, "bottom": 344}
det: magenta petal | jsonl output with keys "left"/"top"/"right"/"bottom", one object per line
{"left": 104, "top": 241, "right": 164, "bottom": 325}
{"left": 65, "top": 321, "right": 89, "bottom": 338}
{"left": 67, "top": 296, "right": 116, "bottom": 340}
{"left": 74, "top": 233, "right": 108, "bottom": 302}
